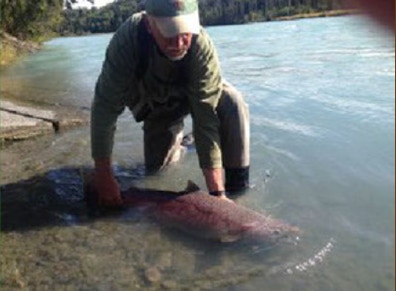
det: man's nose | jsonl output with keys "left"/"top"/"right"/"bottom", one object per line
{"left": 169, "top": 35, "right": 186, "bottom": 49}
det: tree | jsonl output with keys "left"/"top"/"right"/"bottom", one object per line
{"left": 1, "top": 0, "right": 64, "bottom": 40}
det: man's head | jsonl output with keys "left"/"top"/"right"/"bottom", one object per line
{"left": 145, "top": 0, "right": 200, "bottom": 61}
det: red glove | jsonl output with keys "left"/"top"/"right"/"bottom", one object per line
{"left": 94, "top": 159, "right": 123, "bottom": 206}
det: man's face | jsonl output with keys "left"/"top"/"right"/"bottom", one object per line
{"left": 146, "top": 17, "right": 193, "bottom": 61}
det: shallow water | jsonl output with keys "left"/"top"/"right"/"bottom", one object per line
{"left": 1, "top": 15, "right": 394, "bottom": 290}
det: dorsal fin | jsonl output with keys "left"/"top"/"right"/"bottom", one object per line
{"left": 185, "top": 180, "right": 200, "bottom": 192}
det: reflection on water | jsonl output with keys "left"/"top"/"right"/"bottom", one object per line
{"left": 1, "top": 15, "right": 394, "bottom": 290}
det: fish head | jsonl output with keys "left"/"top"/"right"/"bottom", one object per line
{"left": 245, "top": 219, "right": 301, "bottom": 246}
{"left": 268, "top": 224, "right": 301, "bottom": 246}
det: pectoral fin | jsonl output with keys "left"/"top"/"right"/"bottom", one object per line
{"left": 242, "top": 221, "right": 260, "bottom": 230}
{"left": 185, "top": 180, "right": 201, "bottom": 192}
{"left": 220, "top": 233, "right": 242, "bottom": 243}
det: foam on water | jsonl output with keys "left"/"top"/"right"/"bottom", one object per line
{"left": 252, "top": 116, "right": 319, "bottom": 137}
{"left": 270, "top": 238, "right": 336, "bottom": 275}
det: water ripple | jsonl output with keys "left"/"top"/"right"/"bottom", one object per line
{"left": 252, "top": 116, "right": 319, "bottom": 137}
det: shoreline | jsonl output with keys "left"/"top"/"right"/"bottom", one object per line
{"left": 1, "top": 32, "right": 41, "bottom": 67}
{"left": 273, "top": 9, "right": 358, "bottom": 21}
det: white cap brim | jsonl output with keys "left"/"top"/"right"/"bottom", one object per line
{"left": 151, "top": 10, "right": 200, "bottom": 38}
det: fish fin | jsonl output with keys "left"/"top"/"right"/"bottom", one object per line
{"left": 242, "top": 221, "right": 260, "bottom": 230}
{"left": 220, "top": 233, "right": 242, "bottom": 243}
{"left": 79, "top": 168, "right": 94, "bottom": 196}
{"left": 79, "top": 168, "right": 100, "bottom": 215}
{"left": 220, "top": 222, "right": 259, "bottom": 243}
{"left": 185, "top": 180, "right": 201, "bottom": 192}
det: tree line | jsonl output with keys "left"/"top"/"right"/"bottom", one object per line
{"left": 61, "top": 0, "right": 347, "bottom": 35}
{"left": 1, "top": 0, "right": 348, "bottom": 40}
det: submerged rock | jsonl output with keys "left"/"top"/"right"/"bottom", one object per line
{"left": 144, "top": 266, "right": 162, "bottom": 283}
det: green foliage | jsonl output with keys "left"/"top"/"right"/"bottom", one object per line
{"left": 1, "top": 0, "right": 64, "bottom": 41}
{"left": 60, "top": 0, "right": 141, "bottom": 35}
{"left": 58, "top": 0, "right": 348, "bottom": 35}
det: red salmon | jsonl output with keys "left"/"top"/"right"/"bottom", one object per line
{"left": 84, "top": 179, "right": 300, "bottom": 244}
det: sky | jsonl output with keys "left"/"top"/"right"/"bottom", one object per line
{"left": 71, "top": 0, "right": 116, "bottom": 9}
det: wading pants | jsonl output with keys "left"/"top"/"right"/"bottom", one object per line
{"left": 142, "top": 82, "right": 250, "bottom": 192}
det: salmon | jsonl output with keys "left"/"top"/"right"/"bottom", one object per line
{"left": 84, "top": 178, "right": 300, "bottom": 244}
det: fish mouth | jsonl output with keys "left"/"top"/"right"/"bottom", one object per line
{"left": 274, "top": 227, "right": 302, "bottom": 246}
{"left": 246, "top": 233, "right": 300, "bottom": 253}
{"left": 281, "top": 234, "right": 301, "bottom": 246}
{"left": 263, "top": 225, "right": 301, "bottom": 245}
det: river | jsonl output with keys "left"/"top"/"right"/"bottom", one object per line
{"left": 1, "top": 15, "right": 394, "bottom": 290}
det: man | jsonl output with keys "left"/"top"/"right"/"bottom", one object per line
{"left": 91, "top": 0, "right": 250, "bottom": 206}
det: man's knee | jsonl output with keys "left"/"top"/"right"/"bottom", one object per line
{"left": 217, "top": 81, "right": 250, "bottom": 171}
{"left": 218, "top": 82, "right": 249, "bottom": 115}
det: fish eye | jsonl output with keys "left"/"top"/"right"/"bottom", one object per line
{"left": 273, "top": 229, "right": 281, "bottom": 235}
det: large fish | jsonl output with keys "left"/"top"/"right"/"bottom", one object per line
{"left": 84, "top": 177, "right": 300, "bottom": 245}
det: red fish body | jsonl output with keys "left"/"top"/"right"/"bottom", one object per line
{"left": 84, "top": 180, "right": 299, "bottom": 244}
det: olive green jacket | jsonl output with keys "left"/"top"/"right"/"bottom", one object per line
{"left": 91, "top": 12, "right": 223, "bottom": 168}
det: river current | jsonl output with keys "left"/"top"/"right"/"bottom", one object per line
{"left": 1, "top": 15, "right": 394, "bottom": 290}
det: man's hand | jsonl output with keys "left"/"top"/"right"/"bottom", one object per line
{"left": 202, "top": 168, "right": 233, "bottom": 203}
{"left": 218, "top": 192, "right": 235, "bottom": 203}
{"left": 203, "top": 168, "right": 224, "bottom": 192}
{"left": 94, "top": 158, "right": 123, "bottom": 206}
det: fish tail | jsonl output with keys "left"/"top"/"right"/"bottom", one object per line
{"left": 79, "top": 168, "right": 101, "bottom": 216}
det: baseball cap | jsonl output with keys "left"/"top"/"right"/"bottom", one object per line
{"left": 145, "top": 0, "right": 200, "bottom": 37}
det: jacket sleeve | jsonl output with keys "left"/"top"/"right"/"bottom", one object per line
{"left": 91, "top": 18, "right": 137, "bottom": 159}
{"left": 185, "top": 29, "right": 223, "bottom": 169}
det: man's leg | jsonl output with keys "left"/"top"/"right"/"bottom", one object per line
{"left": 143, "top": 102, "right": 188, "bottom": 173}
{"left": 217, "top": 82, "right": 250, "bottom": 192}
